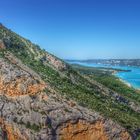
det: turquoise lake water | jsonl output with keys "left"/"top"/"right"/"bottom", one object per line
{"left": 68, "top": 61, "right": 140, "bottom": 89}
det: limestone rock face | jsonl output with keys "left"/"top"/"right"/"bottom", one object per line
{"left": 0, "top": 118, "right": 27, "bottom": 140}
{"left": 45, "top": 53, "right": 67, "bottom": 71}
{"left": 59, "top": 120, "right": 109, "bottom": 140}
{"left": 0, "top": 91, "right": 132, "bottom": 140}
{"left": 0, "top": 57, "right": 46, "bottom": 96}
{"left": 59, "top": 120, "right": 132, "bottom": 140}
{"left": 0, "top": 40, "right": 5, "bottom": 49}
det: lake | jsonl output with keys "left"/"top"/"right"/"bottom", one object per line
{"left": 68, "top": 61, "right": 140, "bottom": 89}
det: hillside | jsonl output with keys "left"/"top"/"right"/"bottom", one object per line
{"left": 0, "top": 24, "right": 140, "bottom": 140}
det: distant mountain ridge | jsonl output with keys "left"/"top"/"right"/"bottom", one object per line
{"left": 67, "top": 59, "right": 140, "bottom": 67}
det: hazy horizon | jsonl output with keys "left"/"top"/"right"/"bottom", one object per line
{"left": 66, "top": 58, "right": 140, "bottom": 61}
{"left": 1, "top": 0, "right": 140, "bottom": 59}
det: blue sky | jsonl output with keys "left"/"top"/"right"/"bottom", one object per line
{"left": 0, "top": 0, "right": 140, "bottom": 59}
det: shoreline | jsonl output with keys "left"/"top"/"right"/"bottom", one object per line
{"left": 119, "top": 78, "right": 132, "bottom": 88}
{"left": 113, "top": 72, "right": 132, "bottom": 88}
{"left": 114, "top": 73, "right": 140, "bottom": 91}
{"left": 71, "top": 62, "right": 140, "bottom": 91}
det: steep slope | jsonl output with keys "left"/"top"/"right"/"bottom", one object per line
{"left": 0, "top": 52, "right": 46, "bottom": 96}
{"left": 0, "top": 24, "right": 140, "bottom": 140}
{"left": 0, "top": 53, "right": 131, "bottom": 140}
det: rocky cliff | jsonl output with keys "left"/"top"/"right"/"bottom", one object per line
{"left": 0, "top": 24, "right": 139, "bottom": 140}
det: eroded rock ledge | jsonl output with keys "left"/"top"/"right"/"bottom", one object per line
{"left": 59, "top": 120, "right": 108, "bottom": 140}
{"left": 0, "top": 90, "right": 132, "bottom": 140}
{"left": 58, "top": 120, "right": 131, "bottom": 140}
{"left": 0, "top": 40, "right": 6, "bottom": 49}
{"left": 0, "top": 118, "right": 27, "bottom": 140}
{"left": 0, "top": 55, "right": 46, "bottom": 97}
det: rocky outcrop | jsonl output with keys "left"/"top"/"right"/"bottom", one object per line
{"left": 0, "top": 84, "right": 132, "bottom": 140}
{"left": 59, "top": 120, "right": 131, "bottom": 140}
{"left": 0, "top": 40, "right": 5, "bottom": 49}
{"left": 0, "top": 78, "right": 45, "bottom": 96}
{"left": 0, "top": 54, "right": 46, "bottom": 97}
{"left": 0, "top": 118, "right": 27, "bottom": 140}
{"left": 44, "top": 53, "right": 67, "bottom": 71}
{"left": 59, "top": 120, "right": 109, "bottom": 140}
